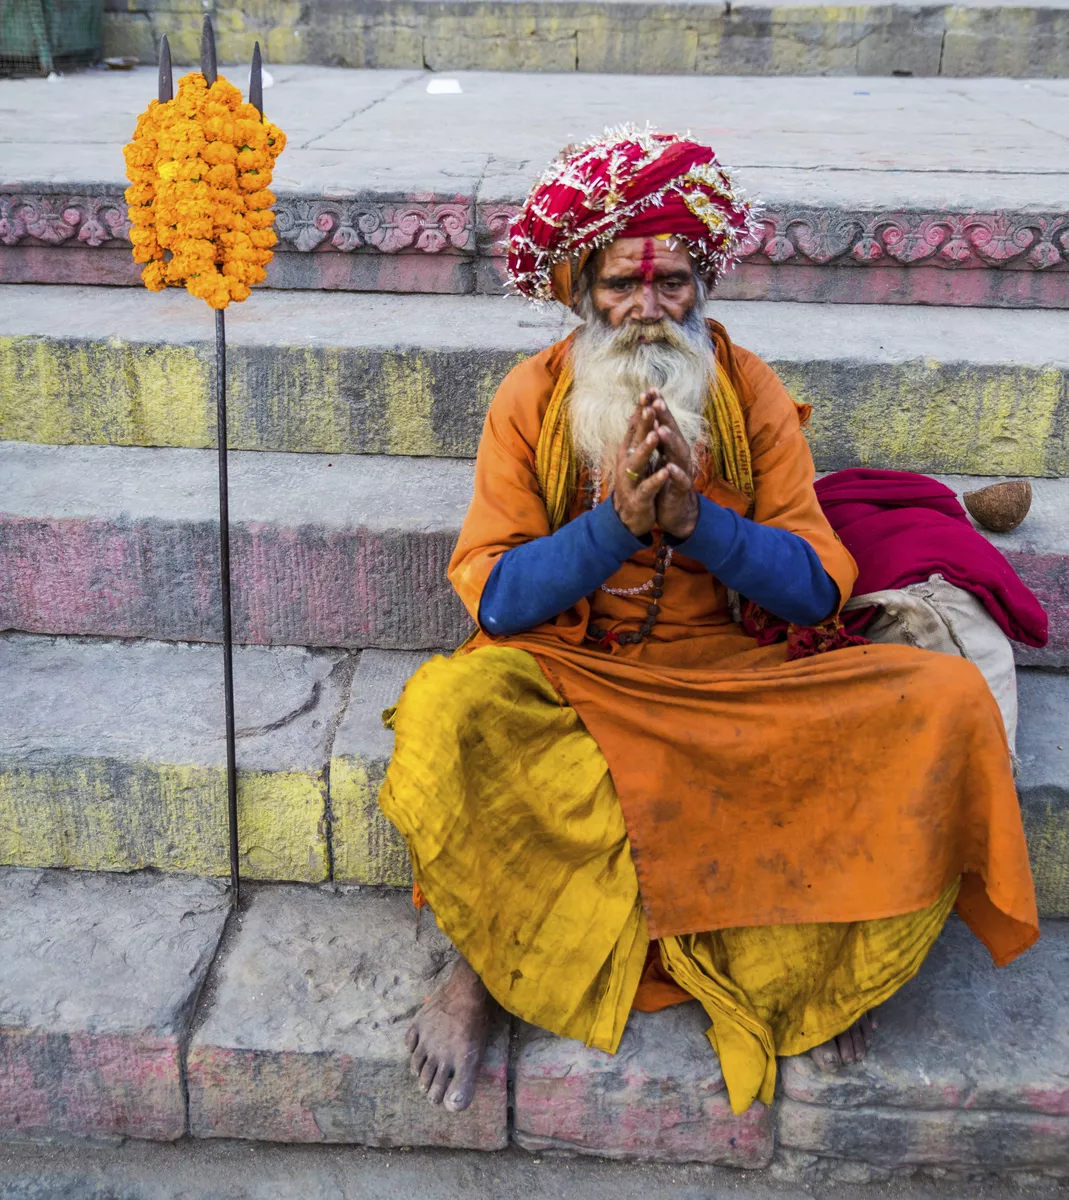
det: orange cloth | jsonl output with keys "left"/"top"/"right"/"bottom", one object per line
{"left": 448, "top": 326, "right": 1038, "bottom": 966}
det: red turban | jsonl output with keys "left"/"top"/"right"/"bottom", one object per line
{"left": 506, "top": 124, "right": 759, "bottom": 304}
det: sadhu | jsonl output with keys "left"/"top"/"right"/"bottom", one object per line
{"left": 376, "top": 125, "right": 1040, "bottom": 1117}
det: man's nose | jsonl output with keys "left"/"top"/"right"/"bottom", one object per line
{"left": 632, "top": 283, "right": 663, "bottom": 321}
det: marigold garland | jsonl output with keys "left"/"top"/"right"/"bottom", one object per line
{"left": 123, "top": 72, "right": 286, "bottom": 309}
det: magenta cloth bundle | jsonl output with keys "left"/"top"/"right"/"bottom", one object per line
{"left": 816, "top": 468, "right": 1048, "bottom": 648}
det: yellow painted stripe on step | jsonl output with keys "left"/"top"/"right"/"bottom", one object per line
{"left": 329, "top": 755, "right": 412, "bottom": 886}
{"left": 0, "top": 760, "right": 329, "bottom": 882}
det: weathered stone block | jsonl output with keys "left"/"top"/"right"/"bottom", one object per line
{"left": 778, "top": 919, "right": 1069, "bottom": 1169}
{"left": 0, "top": 443, "right": 473, "bottom": 649}
{"left": 513, "top": 1004, "right": 773, "bottom": 1165}
{"left": 187, "top": 886, "right": 508, "bottom": 1148}
{"left": 2, "top": 288, "right": 1067, "bottom": 479}
{"left": 425, "top": 11, "right": 578, "bottom": 72}
{"left": 576, "top": 20, "right": 699, "bottom": 73}
{"left": 330, "top": 649, "right": 434, "bottom": 885}
{"left": 0, "top": 634, "right": 350, "bottom": 880}
{"left": 302, "top": 15, "right": 424, "bottom": 69}
{"left": 941, "top": 6, "right": 1069, "bottom": 77}
{"left": 1016, "top": 670, "right": 1069, "bottom": 918}
{"left": 0, "top": 867, "right": 228, "bottom": 1141}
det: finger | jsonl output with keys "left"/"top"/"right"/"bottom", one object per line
{"left": 619, "top": 430, "right": 659, "bottom": 486}
{"left": 664, "top": 462, "right": 693, "bottom": 491}
{"left": 656, "top": 421, "right": 692, "bottom": 472}
{"left": 632, "top": 403, "right": 656, "bottom": 446}
{"left": 621, "top": 408, "right": 654, "bottom": 464}
{"left": 636, "top": 466, "right": 670, "bottom": 500}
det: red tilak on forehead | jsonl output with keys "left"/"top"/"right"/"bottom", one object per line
{"left": 640, "top": 237, "right": 657, "bottom": 282}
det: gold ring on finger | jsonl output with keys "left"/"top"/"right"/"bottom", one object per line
{"left": 625, "top": 468, "right": 642, "bottom": 482}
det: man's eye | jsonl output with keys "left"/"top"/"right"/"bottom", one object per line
{"left": 610, "top": 280, "right": 631, "bottom": 292}
{"left": 661, "top": 279, "right": 683, "bottom": 291}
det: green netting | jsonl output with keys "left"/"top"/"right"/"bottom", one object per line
{"left": 0, "top": 0, "right": 102, "bottom": 76}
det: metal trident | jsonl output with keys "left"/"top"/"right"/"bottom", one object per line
{"left": 158, "top": 19, "right": 265, "bottom": 908}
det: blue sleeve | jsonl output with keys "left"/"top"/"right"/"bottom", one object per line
{"left": 672, "top": 496, "right": 839, "bottom": 626}
{"left": 479, "top": 500, "right": 647, "bottom": 636}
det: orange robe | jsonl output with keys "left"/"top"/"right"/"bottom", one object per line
{"left": 447, "top": 332, "right": 1038, "bottom": 968}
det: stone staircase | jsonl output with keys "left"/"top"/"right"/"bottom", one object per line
{"left": 0, "top": 61, "right": 1067, "bottom": 1180}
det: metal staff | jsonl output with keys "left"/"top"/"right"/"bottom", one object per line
{"left": 160, "top": 19, "right": 266, "bottom": 907}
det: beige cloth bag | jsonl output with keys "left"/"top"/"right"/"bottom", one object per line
{"left": 843, "top": 574, "right": 1019, "bottom": 757}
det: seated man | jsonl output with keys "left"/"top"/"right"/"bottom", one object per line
{"left": 379, "top": 126, "right": 1038, "bottom": 1117}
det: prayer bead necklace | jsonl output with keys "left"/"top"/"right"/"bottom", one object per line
{"left": 585, "top": 467, "right": 672, "bottom": 647}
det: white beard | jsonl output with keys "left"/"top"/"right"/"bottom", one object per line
{"left": 568, "top": 300, "right": 714, "bottom": 484}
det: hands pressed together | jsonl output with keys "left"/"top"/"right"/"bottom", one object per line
{"left": 612, "top": 391, "right": 699, "bottom": 540}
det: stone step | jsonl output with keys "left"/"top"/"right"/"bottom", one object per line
{"left": 2, "top": 865, "right": 1067, "bottom": 1177}
{"left": 1, "top": 442, "right": 1065, "bottom": 664}
{"left": 102, "top": 0, "right": 1069, "bottom": 79}
{"left": 0, "top": 632, "right": 355, "bottom": 882}
{"left": 3, "top": 288, "right": 1067, "bottom": 476}
{"left": 777, "top": 918, "right": 1069, "bottom": 1177}
{"left": 0, "top": 867, "right": 229, "bottom": 1142}
{"left": 3, "top": 70, "right": 1068, "bottom": 307}
{"left": 1, "top": 636, "right": 1064, "bottom": 916}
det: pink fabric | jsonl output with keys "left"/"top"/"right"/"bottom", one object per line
{"left": 815, "top": 468, "right": 1048, "bottom": 648}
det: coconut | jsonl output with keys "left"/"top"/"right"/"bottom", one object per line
{"left": 963, "top": 480, "right": 1032, "bottom": 533}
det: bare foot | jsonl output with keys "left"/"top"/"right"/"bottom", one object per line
{"left": 810, "top": 1011, "right": 878, "bottom": 1072}
{"left": 405, "top": 955, "right": 492, "bottom": 1112}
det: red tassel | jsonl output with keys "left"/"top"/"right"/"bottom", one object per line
{"left": 740, "top": 600, "right": 869, "bottom": 661}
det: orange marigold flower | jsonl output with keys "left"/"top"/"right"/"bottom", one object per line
{"left": 123, "top": 66, "right": 284, "bottom": 308}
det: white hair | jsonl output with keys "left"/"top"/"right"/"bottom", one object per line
{"left": 568, "top": 276, "right": 714, "bottom": 485}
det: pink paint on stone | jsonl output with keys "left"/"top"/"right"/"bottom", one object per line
{"left": 0, "top": 1032, "right": 187, "bottom": 1140}
{"left": 512, "top": 1006, "right": 774, "bottom": 1166}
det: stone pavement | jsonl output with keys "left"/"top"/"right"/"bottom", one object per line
{"left": 2, "top": 69, "right": 1068, "bottom": 304}
{"left": 100, "top": 0, "right": 1069, "bottom": 79}
{"left": 1, "top": 1141, "right": 1066, "bottom": 1200}
{"left": 1, "top": 866, "right": 1067, "bottom": 1179}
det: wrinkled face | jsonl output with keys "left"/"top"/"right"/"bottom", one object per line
{"left": 587, "top": 237, "right": 700, "bottom": 329}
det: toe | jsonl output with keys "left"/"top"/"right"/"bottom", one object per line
{"left": 410, "top": 1044, "right": 428, "bottom": 1078}
{"left": 427, "top": 1063, "right": 453, "bottom": 1106}
{"left": 418, "top": 1056, "right": 438, "bottom": 1094}
{"left": 811, "top": 1042, "right": 840, "bottom": 1072}
{"left": 836, "top": 1031, "right": 856, "bottom": 1064}
{"left": 859, "top": 1013, "right": 874, "bottom": 1050}
{"left": 851, "top": 1023, "right": 867, "bottom": 1062}
{"left": 404, "top": 1024, "right": 419, "bottom": 1053}
{"left": 445, "top": 1056, "right": 480, "bottom": 1112}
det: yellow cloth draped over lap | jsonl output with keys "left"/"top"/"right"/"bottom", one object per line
{"left": 379, "top": 645, "right": 962, "bottom": 1114}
